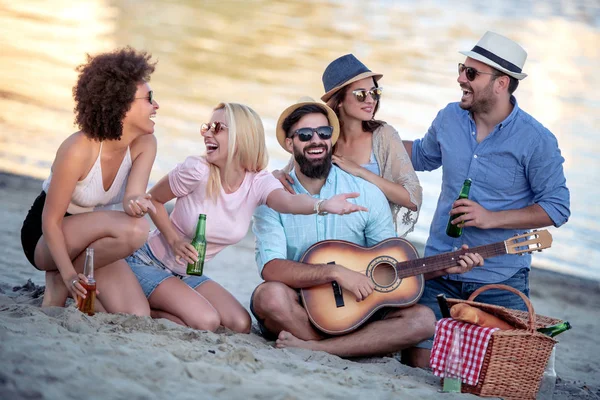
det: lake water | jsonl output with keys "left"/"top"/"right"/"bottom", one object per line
{"left": 1, "top": 0, "right": 598, "bottom": 280}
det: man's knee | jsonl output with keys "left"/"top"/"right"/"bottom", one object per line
{"left": 409, "top": 304, "right": 437, "bottom": 339}
{"left": 252, "top": 282, "right": 296, "bottom": 319}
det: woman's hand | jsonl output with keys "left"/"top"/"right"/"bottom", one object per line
{"left": 332, "top": 155, "right": 365, "bottom": 178}
{"left": 169, "top": 237, "right": 198, "bottom": 265}
{"left": 65, "top": 273, "right": 100, "bottom": 304}
{"left": 126, "top": 193, "right": 157, "bottom": 218}
{"left": 273, "top": 170, "right": 296, "bottom": 194}
{"left": 320, "top": 193, "right": 368, "bottom": 215}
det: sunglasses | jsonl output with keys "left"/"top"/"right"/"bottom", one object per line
{"left": 458, "top": 63, "right": 499, "bottom": 82}
{"left": 201, "top": 121, "right": 228, "bottom": 135}
{"left": 135, "top": 90, "right": 154, "bottom": 104}
{"left": 290, "top": 126, "right": 334, "bottom": 142}
{"left": 352, "top": 87, "right": 383, "bottom": 102}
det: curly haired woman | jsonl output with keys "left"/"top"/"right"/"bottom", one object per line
{"left": 20, "top": 47, "right": 158, "bottom": 315}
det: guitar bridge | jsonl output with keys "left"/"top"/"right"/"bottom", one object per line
{"left": 328, "top": 261, "right": 345, "bottom": 308}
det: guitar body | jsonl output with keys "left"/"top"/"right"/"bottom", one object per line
{"left": 300, "top": 238, "right": 423, "bottom": 335}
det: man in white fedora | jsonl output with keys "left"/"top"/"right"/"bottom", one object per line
{"left": 405, "top": 32, "right": 571, "bottom": 364}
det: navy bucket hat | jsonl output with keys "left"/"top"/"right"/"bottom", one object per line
{"left": 321, "top": 54, "right": 383, "bottom": 102}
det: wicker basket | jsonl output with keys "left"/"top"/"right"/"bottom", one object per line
{"left": 445, "top": 284, "right": 562, "bottom": 400}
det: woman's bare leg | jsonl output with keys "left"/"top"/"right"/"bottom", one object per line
{"left": 151, "top": 310, "right": 186, "bottom": 326}
{"left": 147, "top": 277, "right": 221, "bottom": 331}
{"left": 34, "top": 211, "right": 149, "bottom": 307}
{"left": 94, "top": 259, "right": 150, "bottom": 316}
{"left": 196, "top": 281, "right": 251, "bottom": 333}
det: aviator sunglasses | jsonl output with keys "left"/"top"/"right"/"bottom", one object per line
{"left": 135, "top": 90, "right": 154, "bottom": 104}
{"left": 458, "top": 63, "right": 499, "bottom": 82}
{"left": 352, "top": 87, "right": 383, "bottom": 102}
{"left": 201, "top": 121, "right": 228, "bottom": 134}
{"left": 290, "top": 126, "right": 334, "bottom": 142}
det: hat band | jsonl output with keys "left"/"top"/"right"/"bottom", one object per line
{"left": 471, "top": 45, "right": 522, "bottom": 73}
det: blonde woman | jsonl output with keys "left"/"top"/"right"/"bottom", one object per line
{"left": 276, "top": 54, "right": 422, "bottom": 237}
{"left": 126, "top": 102, "right": 366, "bottom": 333}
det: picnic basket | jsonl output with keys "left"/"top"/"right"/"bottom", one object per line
{"left": 445, "top": 284, "right": 562, "bottom": 400}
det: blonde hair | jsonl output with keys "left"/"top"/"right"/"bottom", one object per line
{"left": 206, "top": 102, "right": 269, "bottom": 199}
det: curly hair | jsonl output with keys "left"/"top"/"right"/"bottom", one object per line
{"left": 72, "top": 47, "right": 157, "bottom": 141}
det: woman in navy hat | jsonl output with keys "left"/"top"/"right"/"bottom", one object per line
{"left": 277, "top": 54, "right": 422, "bottom": 237}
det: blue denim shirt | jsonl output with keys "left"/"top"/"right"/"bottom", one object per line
{"left": 253, "top": 165, "right": 396, "bottom": 276}
{"left": 412, "top": 97, "right": 570, "bottom": 283}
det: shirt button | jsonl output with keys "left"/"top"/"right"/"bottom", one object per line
{"left": 472, "top": 131, "right": 475, "bottom": 135}
{"left": 473, "top": 154, "right": 478, "bottom": 159}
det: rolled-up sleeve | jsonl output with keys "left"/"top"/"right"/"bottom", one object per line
{"left": 528, "top": 132, "right": 570, "bottom": 227}
{"left": 412, "top": 109, "right": 444, "bottom": 172}
{"left": 252, "top": 205, "right": 287, "bottom": 277}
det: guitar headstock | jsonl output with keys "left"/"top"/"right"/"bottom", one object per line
{"left": 505, "top": 230, "right": 553, "bottom": 255}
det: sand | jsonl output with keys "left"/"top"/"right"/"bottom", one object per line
{"left": 0, "top": 172, "right": 598, "bottom": 400}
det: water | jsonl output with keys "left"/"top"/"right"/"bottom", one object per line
{"left": 1, "top": 0, "right": 599, "bottom": 281}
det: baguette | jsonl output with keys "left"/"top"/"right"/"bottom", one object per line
{"left": 450, "top": 303, "right": 514, "bottom": 330}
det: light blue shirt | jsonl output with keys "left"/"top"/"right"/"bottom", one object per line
{"left": 253, "top": 165, "right": 396, "bottom": 276}
{"left": 361, "top": 150, "right": 380, "bottom": 176}
{"left": 412, "top": 97, "right": 570, "bottom": 283}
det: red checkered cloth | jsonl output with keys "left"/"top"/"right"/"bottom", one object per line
{"left": 430, "top": 318, "right": 499, "bottom": 386}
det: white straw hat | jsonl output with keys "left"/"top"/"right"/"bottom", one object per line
{"left": 460, "top": 31, "right": 528, "bottom": 80}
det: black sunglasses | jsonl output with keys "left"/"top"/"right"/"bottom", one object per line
{"left": 290, "top": 126, "right": 334, "bottom": 142}
{"left": 352, "top": 87, "right": 383, "bottom": 102}
{"left": 458, "top": 63, "right": 499, "bottom": 82}
{"left": 201, "top": 121, "right": 228, "bottom": 134}
{"left": 135, "top": 90, "right": 154, "bottom": 104}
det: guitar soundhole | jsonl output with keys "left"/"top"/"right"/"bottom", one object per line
{"left": 372, "top": 262, "right": 397, "bottom": 287}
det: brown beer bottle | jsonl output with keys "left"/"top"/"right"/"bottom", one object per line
{"left": 187, "top": 214, "right": 207, "bottom": 276}
{"left": 77, "top": 248, "right": 96, "bottom": 316}
{"left": 446, "top": 179, "right": 472, "bottom": 238}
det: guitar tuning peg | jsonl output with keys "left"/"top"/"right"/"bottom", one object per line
{"left": 518, "top": 253, "right": 524, "bottom": 256}
{"left": 528, "top": 251, "right": 532, "bottom": 254}
{"left": 537, "top": 249, "right": 542, "bottom": 252}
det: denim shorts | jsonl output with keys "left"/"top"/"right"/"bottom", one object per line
{"left": 415, "top": 268, "right": 530, "bottom": 349}
{"left": 126, "top": 242, "right": 211, "bottom": 298}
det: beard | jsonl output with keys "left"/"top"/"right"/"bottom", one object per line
{"left": 292, "top": 143, "right": 332, "bottom": 179}
{"left": 460, "top": 79, "right": 496, "bottom": 114}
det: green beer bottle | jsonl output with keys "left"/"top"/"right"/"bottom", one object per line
{"left": 187, "top": 214, "right": 207, "bottom": 276}
{"left": 446, "top": 179, "right": 472, "bottom": 238}
{"left": 537, "top": 321, "right": 571, "bottom": 338}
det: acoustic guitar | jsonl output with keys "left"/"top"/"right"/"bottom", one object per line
{"left": 299, "top": 230, "right": 552, "bottom": 335}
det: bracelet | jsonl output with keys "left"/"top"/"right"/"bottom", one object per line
{"left": 314, "top": 199, "right": 328, "bottom": 216}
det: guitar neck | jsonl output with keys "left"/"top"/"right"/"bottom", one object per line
{"left": 396, "top": 242, "right": 507, "bottom": 278}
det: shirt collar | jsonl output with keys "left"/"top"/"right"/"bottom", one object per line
{"left": 290, "top": 165, "right": 337, "bottom": 196}
{"left": 466, "top": 95, "right": 520, "bottom": 131}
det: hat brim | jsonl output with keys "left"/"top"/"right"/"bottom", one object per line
{"left": 276, "top": 101, "right": 340, "bottom": 153}
{"left": 460, "top": 51, "right": 527, "bottom": 80}
{"left": 321, "top": 71, "right": 383, "bottom": 102}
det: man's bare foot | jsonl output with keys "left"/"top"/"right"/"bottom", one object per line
{"left": 275, "top": 330, "right": 321, "bottom": 351}
{"left": 41, "top": 271, "right": 69, "bottom": 307}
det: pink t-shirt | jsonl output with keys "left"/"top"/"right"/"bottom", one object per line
{"left": 147, "top": 156, "right": 283, "bottom": 275}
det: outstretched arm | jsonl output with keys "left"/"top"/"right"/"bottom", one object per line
{"left": 265, "top": 189, "right": 367, "bottom": 215}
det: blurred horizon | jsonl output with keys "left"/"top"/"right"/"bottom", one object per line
{"left": 1, "top": 0, "right": 599, "bottom": 280}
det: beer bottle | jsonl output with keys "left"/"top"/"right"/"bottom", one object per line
{"left": 187, "top": 214, "right": 207, "bottom": 276}
{"left": 537, "top": 321, "right": 571, "bottom": 338}
{"left": 446, "top": 179, "right": 472, "bottom": 238}
{"left": 442, "top": 326, "right": 463, "bottom": 393}
{"left": 77, "top": 248, "right": 96, "bottom": 316}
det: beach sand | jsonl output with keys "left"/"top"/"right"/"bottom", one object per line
{"left": 1, "top": 171, "right": 598, "bottom": 400}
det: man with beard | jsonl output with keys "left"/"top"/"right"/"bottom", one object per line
{"left": 249, "top": 98, "right": 482, "bottom": 364}
{"left": 404, "top": 32, "right": 571, "bottom": 364}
